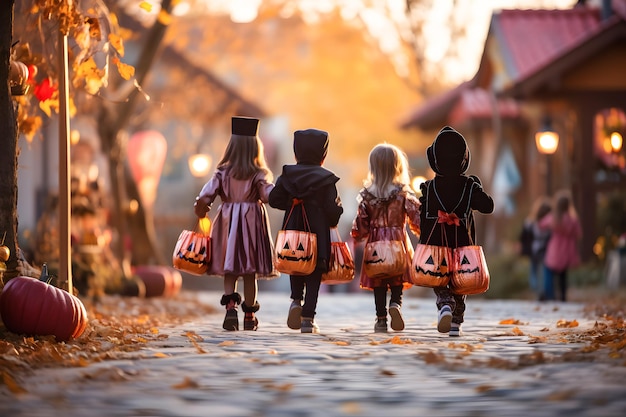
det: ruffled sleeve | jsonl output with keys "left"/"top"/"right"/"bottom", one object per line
{"left": 350, "top": 190, "right": 370, "bottom": 241}
{"left": 404, "top": 190, "right": 421, "bottom": 238}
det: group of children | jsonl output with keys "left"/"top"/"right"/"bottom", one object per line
{"left": 193, "top": 117, "right": 494, "bottom": 336}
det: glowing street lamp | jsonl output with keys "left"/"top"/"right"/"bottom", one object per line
{"left": 188, "top": 153, "right": 212, "bottom": 178}
{"left": 535, "top": 119, "right": 559, "bottom": 194}
{"left": 535, "top": 129, "right": 559, "bottom": 155}
{"left": 610, "top": 131, "right": 623, "bottom": 153}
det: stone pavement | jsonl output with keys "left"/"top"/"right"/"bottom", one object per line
{"left": 2, "top": 290, "right": 625, "bottom": 417}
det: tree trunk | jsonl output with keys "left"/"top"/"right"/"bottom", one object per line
{"left": 0, "top": 0, "right": 22, "bottom": 282}
{"left": 98, "top": 0, "right": 173, "bottom": 271}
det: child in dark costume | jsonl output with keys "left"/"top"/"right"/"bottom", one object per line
{"left": 419, "top": 126, "right": 494, "bottom": 337}
{"left": 269, "top": 129, "right": 343, "bottom": 333}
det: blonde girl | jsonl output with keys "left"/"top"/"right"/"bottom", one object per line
{"left": 351, "top": 144, "right": 421, "bottom": 333}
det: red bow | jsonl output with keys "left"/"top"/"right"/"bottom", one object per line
{"left": 437, "top": 210, "right": 460, "bottom": 226}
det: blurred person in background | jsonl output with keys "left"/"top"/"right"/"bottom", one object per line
{"left": 538, "top": 189, "right": 582, "bottom": 302}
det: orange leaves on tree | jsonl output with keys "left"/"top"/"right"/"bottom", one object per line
{"left": 157, "top": 10, "right": 173, "bottom": 26}
{"left": 139, "top": 2, "right": 153, "bottom": 12}
{"left": 19, "top": 115, "right": 43, "bottom": 144}
{"left": 113, "top": 57, "right": 135, "bottom": 81}
{"left": 74, "top": 57, "right": 106, "bottom": 95}
{"left": 108, "top": 33, "right": 125, "bottom": 57}
{"left": 86, "top": 17, "right": 102, "bottom": 41}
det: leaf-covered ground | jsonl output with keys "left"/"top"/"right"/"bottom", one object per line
{"left": 1, "top": 290, "right": 625, "bottom": 396}
{"left": 0, "top": 292, "right": 216, "bottom": 393}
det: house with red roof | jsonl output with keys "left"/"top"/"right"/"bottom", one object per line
{"left": 401, "top": 0, "right": 626, "bottom": 263}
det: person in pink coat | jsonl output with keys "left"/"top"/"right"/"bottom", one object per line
{"left": 539, "top": 189, "right": 582, "bottom": 301}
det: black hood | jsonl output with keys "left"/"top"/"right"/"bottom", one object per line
{"left": 280, "top": 165, "right": 339, "bottom": 199}
{"left": 426, "top": 126, "right": 470, "bottom": 176}
{"left": 293, "top": 129, "right": 329, "bottom": 165}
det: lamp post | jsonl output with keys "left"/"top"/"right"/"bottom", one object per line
{"left": 535, "top": 120, "right": 559, "bottom": 195}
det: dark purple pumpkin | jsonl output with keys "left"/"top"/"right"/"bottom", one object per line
{"left": 132, "top": 265, "right": 182, "bottom": 298}
{"left": 0, "top": 276, "right": 88, "bottom": 342}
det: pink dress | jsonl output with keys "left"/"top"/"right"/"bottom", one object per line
{"left": 540, "top": 212, "right": 582, "bottom": 272}
{"left": 198, "top": 166, "right": 279, "bottom": 279}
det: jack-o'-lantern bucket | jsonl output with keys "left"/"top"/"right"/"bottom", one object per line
{"left": 410, "top": 244, "right": 452, "bottom": 287}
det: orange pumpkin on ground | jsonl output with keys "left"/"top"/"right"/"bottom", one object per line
{"left": 0, "top": 275, "right": 88, "bottom": 341}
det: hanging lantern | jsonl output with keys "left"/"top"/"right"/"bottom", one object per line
{"left": 9, "top": 60, "right": 30, "bottom": 96}
{"left": 127, "top": 130, "right": 167, "bottom": 207}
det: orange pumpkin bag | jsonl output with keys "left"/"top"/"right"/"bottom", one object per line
{"left": 450, "top": 245, "right": 490, "bottom": 295}
{"left": 410, "top": 243, "right": 453, "bottom": 287}
{"left": 321, "top": 228, "right": 355, "bottom": 285}
{"left": 172, "top": 218, "right": 211, "bottom": 275}
{"left": 274, "top": 202, "right": 317, "bottom": 276}
{"left": 362, "top": 240, "right": 406, "bottom": 279}
{"left": 410, "top": 214, "right": 453, "bottom": 287}
{"left": 450, "top": 216, "right": 490, "bottom": 295}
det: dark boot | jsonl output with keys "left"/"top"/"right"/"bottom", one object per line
{"left": 220, "top": 293, "right": 241, "bottom": 331}
{"left": 242, "top": 301, "right": 260, "bottom": 331}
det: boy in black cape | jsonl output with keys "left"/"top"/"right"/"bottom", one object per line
{"left": 419, "top": 126, "right": 494, "bottom": 336}
{"left": 269, "top": 128, "right": 343, "bottom": 333}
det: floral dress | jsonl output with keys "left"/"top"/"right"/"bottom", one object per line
{"left": 351, "top": 186, "right": 421, "bottom": 290}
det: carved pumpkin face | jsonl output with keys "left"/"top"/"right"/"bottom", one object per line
{"left": 451, "top": 245, "right": 490, "bottom": 295}
{"left": 172, "top": 230, "right": 210, "bottom": 275}
{"left": 410, "top": 244, "right": 452, "bottom": 287}
{"left": 274, "top": 230, "right": 317, "bottom": 276}
{"left": 363, "top": 240, "right": 406, "bottom": 279}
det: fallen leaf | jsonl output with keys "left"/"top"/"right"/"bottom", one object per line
{"left": 512, "top": 327, "right": 525, "bottom": 336}
{"left": 2, "top": 371, "right": 27, "bottom": 395}
{"left": 499, "top": 318, "right": 522, "bottom": 325}
{"left": 172, "top": 377, "right": 199, "bottom": 389}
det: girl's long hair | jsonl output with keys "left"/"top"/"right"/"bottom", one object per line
{"left": 217, "top": 134, "right": 273, "bottom": 181}
{"left": 553, "top": 189, "right": 577, "bottom": 225}
{"left": 527, "top": 196, "right": 551, "bottom": 223}
{"left": 364, "top": 143, "right": 410, "bottom": 198}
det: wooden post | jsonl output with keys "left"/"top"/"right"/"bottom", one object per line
{"left": 58, "top": 2, "right": 72, "bottom": 294}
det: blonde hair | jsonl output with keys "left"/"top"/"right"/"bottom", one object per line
{"left": 364, "top": 143, "right": 410, "bottom": 198}
{"left": 217, "top": 134, "right": 272, "bottom": 181}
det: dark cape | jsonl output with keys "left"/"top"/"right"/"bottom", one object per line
{"left": 269, "top": 164, "right": 343, "bottom": 272}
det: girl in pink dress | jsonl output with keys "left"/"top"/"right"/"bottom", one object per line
{"left": 539, "top": 189, "right": 582, "bottom": 301}
{"left": 194, "top": 117, "right": 278, "bottom": 331}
